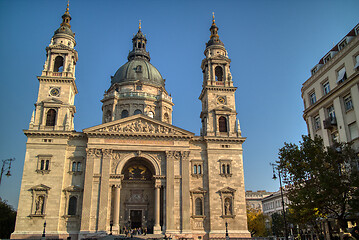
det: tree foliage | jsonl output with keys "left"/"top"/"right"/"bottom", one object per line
{"left": 277, "top": 135, "right": 359, "bottom": 229}
{"left": 0, "top": 198, "right": 17, "bottom": 238}
{"left": 247, "top": 206, "right": 269, "bottom": 237}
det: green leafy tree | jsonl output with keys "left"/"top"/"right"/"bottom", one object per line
{"left": 271, "top": 212, "right": 284, "bottom": 237}
{"left": 277, "top": 135, "right": 359, "bottom": 231}
{"left": 0, "top": 198, "right": 17, "bottom": 238}
{"left": 247, "top": 207, "right": 269, "bottom": 237}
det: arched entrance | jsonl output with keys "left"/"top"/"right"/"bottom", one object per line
{"left": 119, "top": 157, "right": 156, "bottom": 233}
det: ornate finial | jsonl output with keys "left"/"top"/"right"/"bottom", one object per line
{"left": 212, "top": 12, "right": 215, "bottom": 23}
{"left": 66, "top": 0, "right": 70, "bottom": 13}
{"left": 139, "top": 20, "right": 142, "bottom": 30}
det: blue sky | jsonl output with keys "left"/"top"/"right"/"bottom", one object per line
{"left": 0, "top": 0, "right": 358, "bottom": 209}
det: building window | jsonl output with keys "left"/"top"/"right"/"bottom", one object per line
{"left": 219, "top": 116, "right": 227, "bottom": 132}
{"left": 349, "top": 123, "right": 359, "bottom": 141}
{"left": 314, "top": 115, "right": 321, "bottom": 131}
{"left": 323, "top": 81, "right": 330, "bottom": 95}
{"left": 327, "top": 105, "right": 335, "bottom": 121}
{"left": 195, "top": 198, "right": 203, "bottom": 216}
{"left": 71, "top": 162, "right": 82, "bottom": 172}
{"left": 104, "top": 110, "right": 112, "bottom": 123}
{"left": 337, "top": 67, "right": 347, "bottom": 83}
{"left": 215, "top": 66, "right": 223, "bottom": 81}
{"left": 68, "top": 196, "right": 77, "bottom": 215}
{"left": 309, "top": 92, "right": 316, "bottom": 105}
{"left": 36, "top": 155, "right": 52, "bottom": 174}
{"left": 344, "top": 95, "right": 353, "bottom": 111}
{"left": 134, "top": 109, "right": 142, "bottom": 115}
{"left": 338, "top": 39, "right": 347, "bottom": 50}
{"left": 311, "top": 66, "right": 318, "bottom": 75}
{"left": 190, "top": 188, "right": 206, "bottom": 218}
{"left": 54, "top": 56, "right": 64, "bottom": 72}
{"left": 354, "top": 55, "right": 359, "bottom": 71}
{"left": 46, "top": 109, "right": 57, "bottom": 126}
{"left": 191, "top": 160, "right": 203, "bottom": 177}
{"left": 323, "top": 54, "right": 331, "bottom": 64}
{"left": 121, "top": 110, "right": 129, "bottom": 118}
{"left": 219, "top": 159, "right": 232, "bottom": 177}
{"left": 148, "top": 111, "right": 154, "bottom": 118}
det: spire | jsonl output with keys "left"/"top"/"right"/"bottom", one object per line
{"left": 128, "top": 21, "right": 150, "bottom": 61}
{"left": 206, "top": 12, "right": 224, "bottom": 47}
{"left": 54, "top": 0, "right": 75, "bottom": 37}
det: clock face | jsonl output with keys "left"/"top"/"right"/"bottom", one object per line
{"left": 50, "top": 88, "right": 60, "bottom": 97}
{"left": 217, "top": 96, "right": 226, "bottom": 104}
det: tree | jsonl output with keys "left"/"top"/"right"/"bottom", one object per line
{"left": 0, "top": 198, "right": 17, "bottom": 238}
{"left": 247, "top": 206, "right": 269, "bottom": 237}
{"left": 277, "top": 135, "right": 359, "bottom": 232}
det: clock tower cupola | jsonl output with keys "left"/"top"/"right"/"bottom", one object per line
{"left": 199, "top": 13, "right": 241, "bottom": 137}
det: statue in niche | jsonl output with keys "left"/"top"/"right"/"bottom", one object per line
{"left": 35, "top": 195, "right": 44, "bottom": 214}
{"left": 224, "top": 198, "right": 232, "bottom": 215}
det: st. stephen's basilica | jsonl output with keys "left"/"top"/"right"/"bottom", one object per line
{"left": 12, "top": 3, "right": 250, "bottom": 240}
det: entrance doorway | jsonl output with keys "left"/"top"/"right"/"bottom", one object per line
{"left": 130, "top": 210, "right": 142, "bottom": 228}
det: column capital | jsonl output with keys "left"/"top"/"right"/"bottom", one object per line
{"left": 86, "top": 148, "right": 102, "bottom": 157}
{"left": 102, "top": 149, "right": 113, "bottom": 156}
{"left": 155, "top": 179, "right": 162, "bottom": 189}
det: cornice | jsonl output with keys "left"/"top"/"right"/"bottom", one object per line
{"left": 23, "top": 130, "right": 86, "bottom": 138}
{"left": 191, "top": 136, "right": 246, "bottom": 143}
{"left": 199, "top": 86, "right": 237, "bottom": 100}
{"left": 85, "top": 131, "right": 192, "bottom": 140}
{"left": 302, "top": 35, "right": 359, "bottom": 93}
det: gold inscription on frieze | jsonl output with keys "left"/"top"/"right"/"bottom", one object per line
{"left": 105, "top": 139, "right": 174, "bottom": 145}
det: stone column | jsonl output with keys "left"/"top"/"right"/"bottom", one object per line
{"left": 154, "top": 180, "right": 161, "bottom": 233}
{"left": 80, "top": 148, "right": 99, "bottom": 232}
{"left": 166, "top": 151, "right": 179, "bottom": 232}
{"left": 98, "top": 149, "right": 112, "bottom": 232}
{"left": 113, "top": 183, "right": 121, "bottom": 232}
{"left": 181, "top": 151, "right": 191, "bottom": 232}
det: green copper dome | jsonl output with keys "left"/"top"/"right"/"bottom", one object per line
{"left": 111, "top": 26, "right": 164, "bottom": 87}
{"left": 111, "top": 59, "right": 164, "bottom": 87}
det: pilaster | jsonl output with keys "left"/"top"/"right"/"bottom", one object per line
{"left": 98, "top": 149, "right": 112, "bottom": 231}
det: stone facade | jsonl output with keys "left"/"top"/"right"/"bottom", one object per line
{"left": 11, "top": 7, "right": 250, "bottom": 240}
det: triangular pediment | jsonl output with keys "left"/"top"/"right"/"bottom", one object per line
{"left": 42, "top": 98, "right": 63, "bottom": 104}
{"left": 213, "top": 105, "right": 233, "bottom": 112}
{"left": 63, "top": 185, "right": 83, "bottom": 192}
{"left": 30, "top": 184, "right": 51, "bottom": 191}
{"left": 83, "top": 115, "right": 194, "bottom": 137}
{"left": 219, "top": 187, "right": 236, "bottom": 193}
{"left": 190, "top": 187, "right": 207, "bottom": 194}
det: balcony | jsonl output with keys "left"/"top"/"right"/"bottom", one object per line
{"left": 323, "top": 117, "right": 337, "bottom": 129}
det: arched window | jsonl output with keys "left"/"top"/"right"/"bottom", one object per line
{"left": 45, "top": 160, "right": 49, "bottom": 171}
{"left": 134, "top": 109, "right": 142, "bottom": 115}
{"left": 104, "top": 110, "right": 112, "bottom": 123}
{"left": 40, "top": 160, "right": 45, "bottom": 170}
{"left": 77, "top": 162, "right": 82, "bottom": 172}
{"left": 219, "top": 116, "right": 227, "bottom": 132}
{"left": 148, "top": 111, "right": 154, "bottom": 118}
{"left": 227, "top": 164, "right": 230, "bottom": 174}
{"left": 72, "top": 162, "right": 77, "bottom": 172}
{"left": 198, "top": 165, "right": 202, "bottom": 174}
{"left": 137, "top": 42, "right": 141, "bottom": 48}
{"left": 54, "top": 56, "right": 64, "bottom": 72}
{"left": 222, "top": 164, "right": 226, "bottom": 174}
{"left": 164, "top": 113, "right": 169, "bottom": 123}
{"left": 46, "top": 109, "right": 56, "bottom": 126}
{"left": 195, "top": 198, "right": 203, "bottom": 215}
{"left": 121, "top": 110, "right": 129, "bottom": 118}
{"left": 68, "top": 196, "right": 77, "bottom": 215}
{"left": 215, "top": 66, "right": 223, "bottom": 81}
{"left": 193, "top": 165, "right": 197, "bottom": 174}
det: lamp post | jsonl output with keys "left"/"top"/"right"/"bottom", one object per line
{"left": 0, "top": 158, "right": 15, "bottom": 186}
{"left": 42, "top": 221, "right": 47, "bottom": 238}
{"left": 271, "top": 163, "right": 288, "bottom": 240}
{"left": 110, "top": 220, "right": 113, "bottom": 235}
{"left": 225, "top": 221, "right": 229, "bottom": 240}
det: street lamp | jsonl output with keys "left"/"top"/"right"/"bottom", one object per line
{"left": 271, "top": 163, "right": 288, "bottom": 240}
{"left": 225, "top": 221, "right": 229, "bottom": 240}
{"left": 42, "top": 221, "right": 47, "bottom": 238}
{"left": 0, "top": 158, "right": 15, "bottom": 186}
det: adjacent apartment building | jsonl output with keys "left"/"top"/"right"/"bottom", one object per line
{"left": 245, "top": 190, "right": 274, "bottom": 211}
{"left": 301, "top": 24, "right": 359, "bottom": 151}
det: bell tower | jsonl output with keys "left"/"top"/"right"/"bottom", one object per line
{"left": 199, "top": 14, "right": 241, "bottom": 137}
{"left": 30, "top": 2, "right": 78, "bottom": 131}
